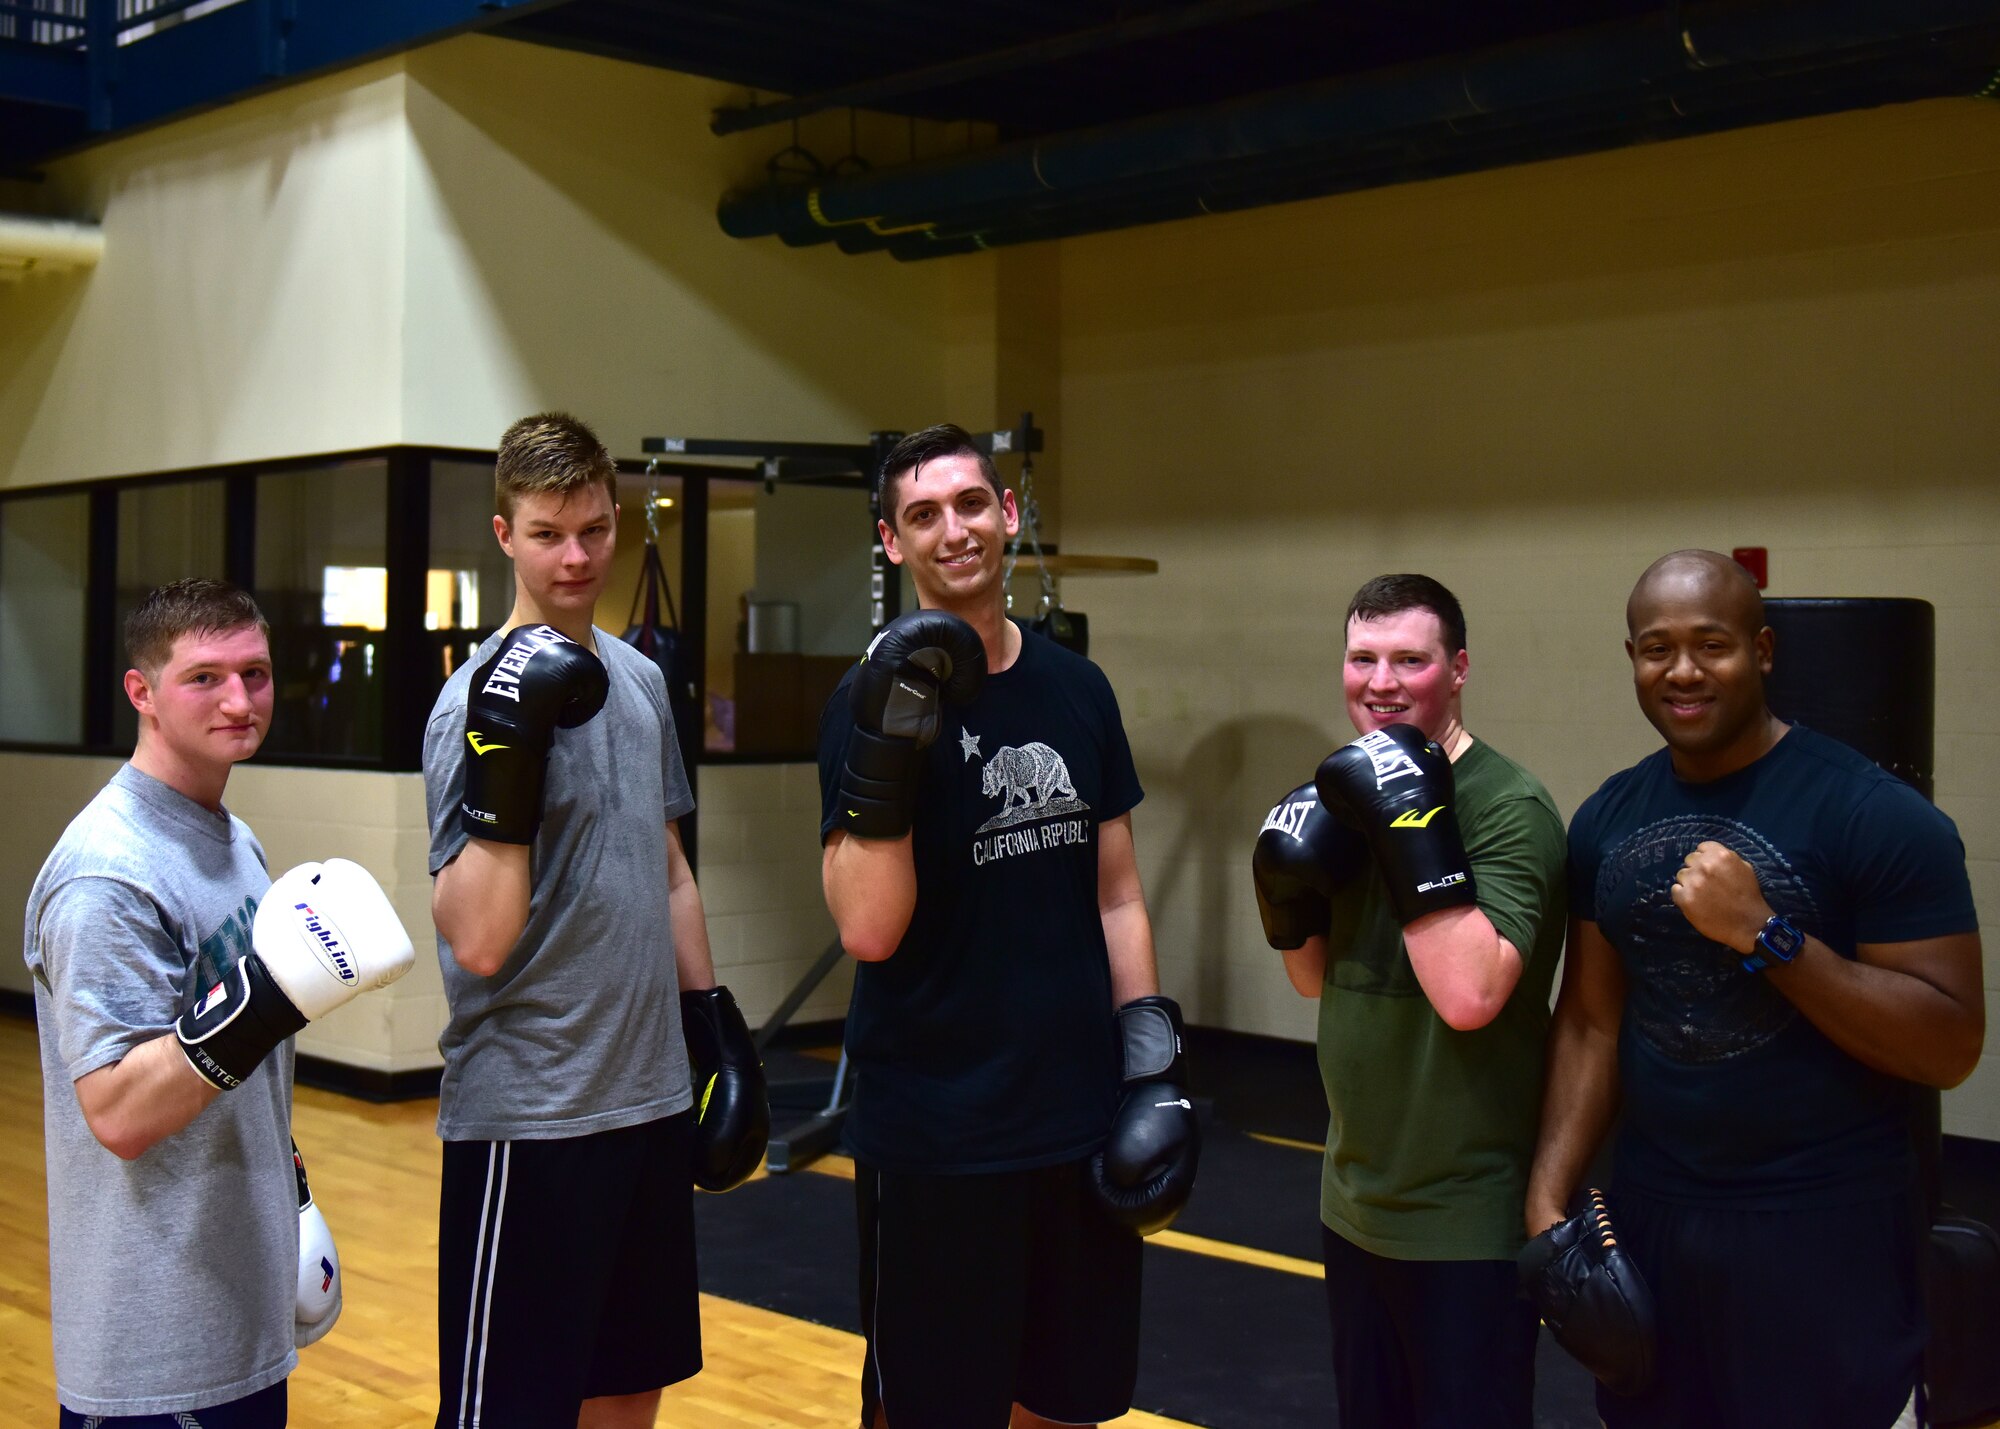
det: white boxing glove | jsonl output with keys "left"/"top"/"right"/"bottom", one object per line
{"left": 177, "top": 859, "right": 416, "bottom": 1090}
{"left": 294, "top": 1140, "right": 342, "bottom": 1347}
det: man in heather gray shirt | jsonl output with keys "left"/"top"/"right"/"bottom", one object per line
{"left": 424, "top": 414, "right": 766, "bottom": 1429}
{"left": 25, "top": 580, "right": 410, "bottom": 1429}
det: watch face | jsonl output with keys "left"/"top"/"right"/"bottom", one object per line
{"left": 1759, "top": 916, "right": 1805, "bottom": 962}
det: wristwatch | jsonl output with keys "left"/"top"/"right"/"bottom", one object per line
{"left": 1741, "top": 913, "right": 1805, "bottom": 974}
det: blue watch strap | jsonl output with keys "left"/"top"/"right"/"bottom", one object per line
{"left": 1742, "top": 914, "right": 1805, "bottom": 974}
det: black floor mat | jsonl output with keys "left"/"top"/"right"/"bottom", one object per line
{"left": 693, "top": 1116, "right": 1602, "bottom": 1427}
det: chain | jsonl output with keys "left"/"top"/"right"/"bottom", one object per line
{"left": 1002, "top": 452, "right": 1058, "bottom": 615}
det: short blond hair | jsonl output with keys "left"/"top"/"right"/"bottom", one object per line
{"left": 495, "top": 412, "right": 618, "bottom": 522}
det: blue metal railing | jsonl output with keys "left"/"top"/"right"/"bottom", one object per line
{"left": 0, "top": 0, "right": 247, "bottom": 48}
{"left": 0, "top": 0, "right": 86, "bottom": 46}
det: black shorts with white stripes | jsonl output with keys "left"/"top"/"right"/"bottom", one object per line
{"left": 435, "top": 1112, "right": 701, "bottom": 1429}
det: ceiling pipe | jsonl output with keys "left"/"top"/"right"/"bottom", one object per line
{"left": 0, "top": 213, "right": 104, "bottom": 277}
{"left": 718, "top": 0, "right": 2000, "bottom": 253}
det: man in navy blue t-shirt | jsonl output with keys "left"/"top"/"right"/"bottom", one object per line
{"left": 1526, "top": 549, "right": 1983, "bottom": 1429}
{"left": 817, "top": 425, "right": 1197, "bottom": 1429}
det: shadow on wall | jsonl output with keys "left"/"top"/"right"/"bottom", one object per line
{"left": 400, "top": 37, "right": 953, "bottom": 448}
{"left": 1144, "top": 713, "right": 1333, "bottom": 1021}
{"left": 0, "top": 274, "right": 90, "bottom": 487}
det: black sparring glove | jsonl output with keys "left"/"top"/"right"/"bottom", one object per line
{"left": 461, "top": 625, "right": 609, "bottom": 844}
{"left": 1518, "top": 1187, "right": 1658, "bottom": 1397}
{"left": 1089, "top": 995, "right": 1200, "bottom": 1236}
{"left": 1251, "top": 781, "right": 1371, "bottom": 950}
{"left": 681, "top": 986, "right": 770, "bottom": 1193}
{"left": 1315, "top": 724, "right": 1478, "bottom": 925}
{"left": 836, "top": 611, "right": 986, "bottom": 840}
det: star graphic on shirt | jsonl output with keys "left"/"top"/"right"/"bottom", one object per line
{"left": 959, "top": 726, "right": 982, "bottom": 763}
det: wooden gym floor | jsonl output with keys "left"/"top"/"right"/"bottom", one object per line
{"left": 0, "top": 1015, "right": 1200, "bottom": 1427}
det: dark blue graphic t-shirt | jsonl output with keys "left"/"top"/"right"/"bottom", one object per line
{"left": 1569, "top": 727, "right": 1977, "bottom": 1207}
{"left": 818, "top": 622, "right": 1144, "bottom": 1173}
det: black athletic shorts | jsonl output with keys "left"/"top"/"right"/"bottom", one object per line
{"left": 436, "top": 1111, "right": 702, "bottom": 1429}
{"left": 60, "top": 1380, "right": 286, "bottom": 1429}
{"left": 856, "top": 1156, "right": 1143, "bottom": 1429}
{"left": 1320, "top": 1225, "right": 1539, "bottom": 1429}
{"left": 1599, "top": 1186, "right": 1923, "bottom": 1429}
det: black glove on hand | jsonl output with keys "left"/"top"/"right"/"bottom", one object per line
{"left": 1251, "top": 780, "right": 1370, "bottom": 950}
{"left": 1518, "top": 1187, "right": 1658, "bottom": 1397}
{"left": 1089, "top": 995, "right": 1200, "bottom": 1237}
{"left": 837, "top": 611, "right": 986, "bottom": 839}
{"left": 1315, "top": 723, "right": 1479, "bottom": 925}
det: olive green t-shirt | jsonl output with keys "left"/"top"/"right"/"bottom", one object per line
{"left": 1317, "top": 738, "right": 1566, "bottom": 1261}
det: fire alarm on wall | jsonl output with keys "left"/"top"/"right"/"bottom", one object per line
{"left": 1732, "top": 547, "right": 1768, "bottom": 589}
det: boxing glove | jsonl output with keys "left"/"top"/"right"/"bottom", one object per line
{"left": 1089, "top": 995, "right": 1200, "bottom": 1237}
{"left": 1315, "top": 724, "right": 1479, "bottom": 926}
{"left": 836, "top": 610, "right": 986, "bottom": 839}
{"left": 1251, "top": 781, "right": 1371, "bottom": 950}
{"left": 681, "top": 985, "right": 770, "bottom": 1193}
{"left": 177, "top": 860, "right": 416, "bottom": 1092}
{"left": 294, "top": 1139, "right": 341, "bottom": 1348}
{"left": 461, "top": 624, "right": 609, "bottom": 844}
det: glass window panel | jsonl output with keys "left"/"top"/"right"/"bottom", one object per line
{"left": 429, "top": 460, "right": 515, "bottom": 706}
{"left": 255, "top": 462, "right": 387, "bottom": 761}
{"left": 0, "top": 493, "right": 89, "bottom": 744}
{"left": 726, "top": 482, "right": 873, "bottom": 758}
{"left": 112, "top": 479, "right": 225, "bottom": 748}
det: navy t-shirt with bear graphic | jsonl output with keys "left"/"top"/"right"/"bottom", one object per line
{"left": 1569, "top": 726, "right": 1978, "bottom": 1208}
{"left": 818, "top": 620, "right": 1144, "bottom": 1173}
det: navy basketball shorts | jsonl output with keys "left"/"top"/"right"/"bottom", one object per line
{"left": 60, "top": 1380, "right": 286, "bottom": 1429}
{"left": 1599, "top": 1186, "right": 1923, "bottom": 1429}
{"left": 435, "top": 1111, "right": 701, "bottom": 1429}
{"left": 855, "top": 1156, "right": 1143, "bottom": 1429}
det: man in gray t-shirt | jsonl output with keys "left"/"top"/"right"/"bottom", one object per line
{"left": 26, "top": 579, "right": 409, "bottom": 1427}
{"left": 424, "top": 413, "right": 767, "bottom": 1428}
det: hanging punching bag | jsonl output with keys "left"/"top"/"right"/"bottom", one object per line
{"left": 1763, "top": 598, "right": 1933, "bottom": 800}
{"left": 1765, "top": 597, "right": 2000, "bottom": 1429}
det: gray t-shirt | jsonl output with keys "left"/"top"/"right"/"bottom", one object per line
{"left": 424, "top": 627, "right": 696, "bottom": 1140}
{"left": 24, "top": 763, "right": 295, "bottom": 1417}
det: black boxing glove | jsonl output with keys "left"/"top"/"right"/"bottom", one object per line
{"left": 1518, "top": 1187, "right": 1658, "bottom": 1397}
{"left": 837, "top": 610, "right": 986, "bottom": 840}
{"left": 461, "top": 625, "right": 609, "bottom": 844}
{"left": 681, "top": 986, "right": 770, "bottom": 1193}
{"left": 1251, "top": 781, "right": 1371, "bottom": 950}
{"left": 1315, "top": 724, "right": 1478, "bottom": 925}
{"left": 1089, "top": 995, "right": 1200, "bottom": 1237}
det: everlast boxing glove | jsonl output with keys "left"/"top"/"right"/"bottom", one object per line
{"left": 461, "top": 624, "right": 609, "bottom": 845}
{"left": 294, "top": 1140, "right": 341, "bottom": 1348}
{"left": 177, "top": 860, "right": 416, "bottom": 1091}
{"left": 837, "top": 610, "right": 986, "bottom": 839}
{"left": 1251, "top": 781, "right": 1371, "bottom": 950}
{"left": 1090, "top": 995, "right": 1200, "bottom": 1236}
{"left": 1315, "top": 724, "right": 1479, "bottom": 925}
{"left": 681, "top": 985, "right": 770, "bottom": 1192}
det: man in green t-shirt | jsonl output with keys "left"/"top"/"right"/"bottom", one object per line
{"left": 1251, "top": 573, "right": 1566, "bottom": 1429}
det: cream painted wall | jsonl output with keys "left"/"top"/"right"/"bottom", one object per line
{"left": 397, "top": 36, "right": 957, "bottom": 458}
{"left": 0, "top": 60, "right": 408, "bottom": 488}
{"left": 1056, "top": 99, "right": 2000, "bottom": 1135}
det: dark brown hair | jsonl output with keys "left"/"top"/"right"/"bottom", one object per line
{"left": 876, "top": 424, "right": 1002, "bottom": 531}
{"left": 125, "top": 578, "right": 269, "bottom": 677}
{"left": 1345, "top": 573, "right": 1468, "bottom": 656}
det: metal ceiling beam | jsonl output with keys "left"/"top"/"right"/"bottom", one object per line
{"left": 710, "top": 0, "right": 1322, "bottom": 135}
{"left": 719, "top": 0, "right": 2000, "bottom": 250}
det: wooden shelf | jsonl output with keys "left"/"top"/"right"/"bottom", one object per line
{"left": 1009, "top": 554, "right": 1159, "bottom": 576}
